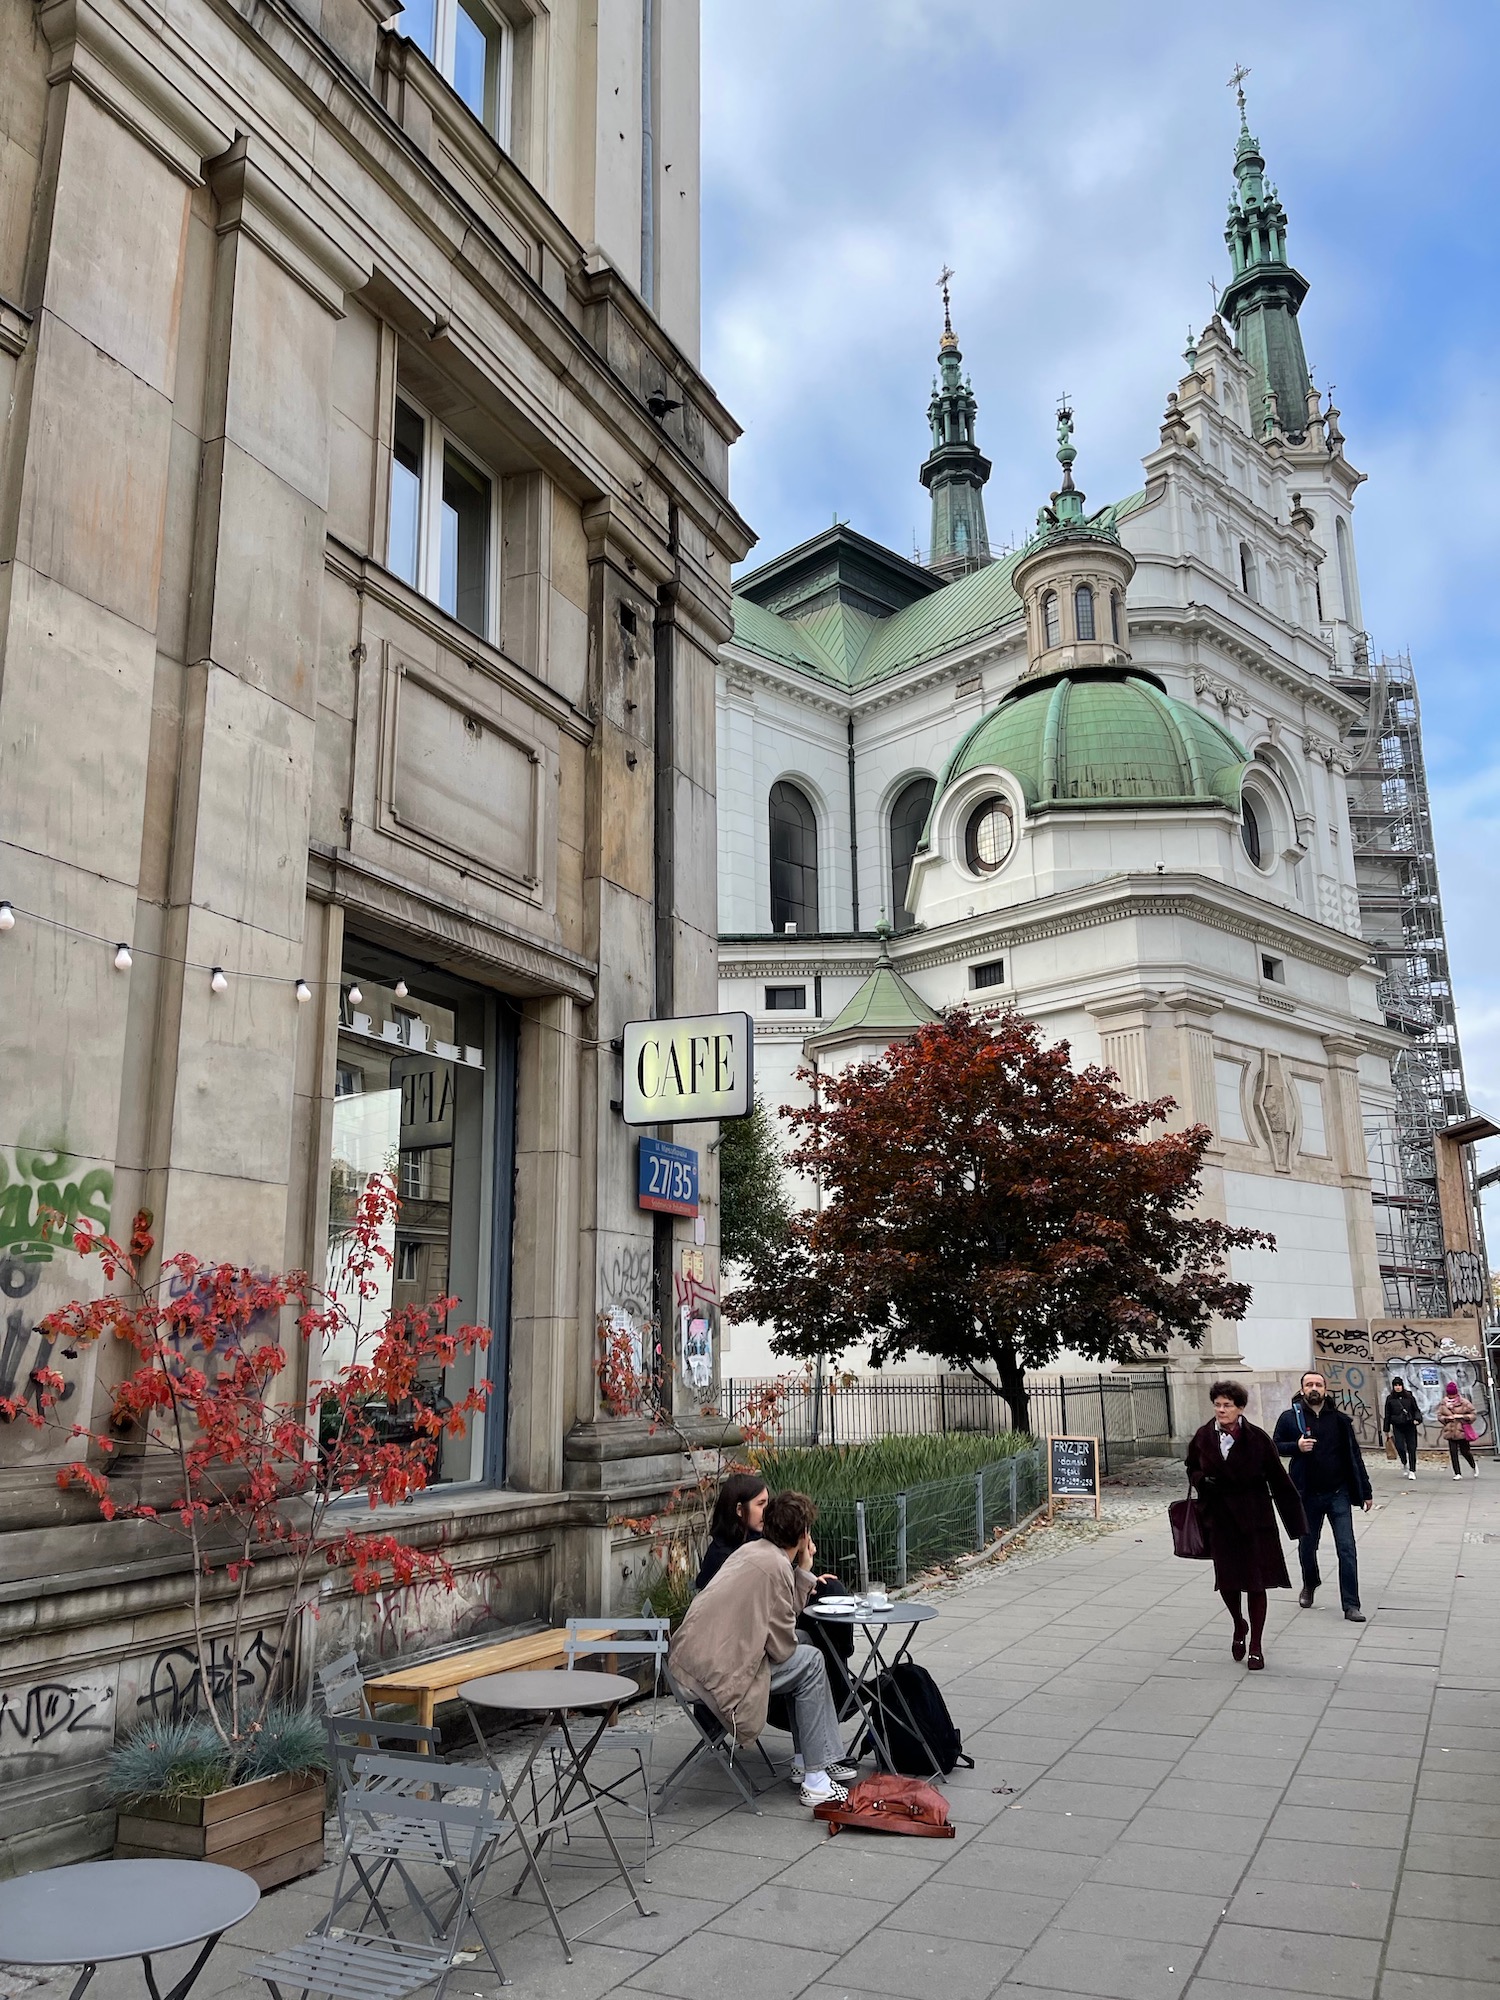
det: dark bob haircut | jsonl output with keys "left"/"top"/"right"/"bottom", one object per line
{"left": 762, "top": 1490, "right": 818, "bottom": 1549}
{"left": 1208, "top": 1380, "right": 1249, "bottom": 1409}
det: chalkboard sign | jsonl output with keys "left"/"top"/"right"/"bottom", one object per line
{"left": 1047, "top": 1435, "right": 1101, "bottom": 1518}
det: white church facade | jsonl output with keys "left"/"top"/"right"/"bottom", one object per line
{"left": 715, "top": 101, "right": 1416, "bottom": 1411}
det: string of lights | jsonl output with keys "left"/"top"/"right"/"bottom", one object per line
{"left": 0, "top": 897, "right": 615, "bottom": 1048}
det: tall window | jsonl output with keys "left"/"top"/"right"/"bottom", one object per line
{"left": 1073, "top": 585, "right": 1095, "bottom": 641}
{"left": 324, "top": 943, "right": 516, "bottom": 1486}
{"left": 888, "top": 777, "right": 936, "bottom": 933}
{"left": 399, "top": 0, "right": 513, "bottom": 144}
{"left": 1110, "top": 590, "right": 1122, "bottom": 644}
{"left": 769, "top": 782, "right": 819, "bottom": 934}
{"left": 1042, "top": 591, "right": 1060, "bottom": 647}
{"left": 1239, "top": 540, "right": 1259, "bottom": 601}
{"left": 388, "top": 396, "right": 496, "bottom": 642}
{"left": 1241, "top": 794, "right": 1264, "bottom": 867}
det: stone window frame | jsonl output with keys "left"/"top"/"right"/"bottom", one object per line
{"left": 386, "top": 390, "right": 502, "bottom": 648}
{"left": 396, "top": 0, "right": 517, "bottom": 148}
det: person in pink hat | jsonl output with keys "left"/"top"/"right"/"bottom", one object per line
{"left": 1436, "top": 1381, "right": 1480, "bottom": 1479}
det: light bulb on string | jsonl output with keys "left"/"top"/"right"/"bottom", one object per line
{"left": 347, "top": 984, "right": 363, "bottom": 1006}
{"left": 295, "top": 979, "right": 312, "bottom": 1003}
{"left": 113, "top": 944, "right": 133, "bottom": 971}
{"left": 0, "top": 902, "right": 13, "bottom": 932}
{"left": 394, "top": 978, "right": 409, "bottom": 998}
{"left": 210, "top": 967, "right": 228, "bottom": 994}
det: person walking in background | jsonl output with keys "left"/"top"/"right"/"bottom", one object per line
{"left": 1384, "top": 1377, "right": 1422, "bottom": 1480}
{"left": 1274, "top": 1370, "right": 1373, "bottom": 1622}
{"left": 1187, "top": 1381, "right": 1306, "bottom": 1672}
{"left": 1436, "top": 1382, "right": 1480, "bottom": 1479}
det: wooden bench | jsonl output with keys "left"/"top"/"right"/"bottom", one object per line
{"left": 364, "top": 1627, "right": 614, "bottom": 1728}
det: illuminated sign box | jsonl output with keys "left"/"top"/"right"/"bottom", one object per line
{"left": 621, "top": 1011, "right": 753, "bottom": 1126}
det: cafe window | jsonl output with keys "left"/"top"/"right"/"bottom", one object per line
{"left": 322, "top": 940, "right": 517, "bottom": 1485}
{"left": 387, "top": 394, "right": 497, "bottom": 643}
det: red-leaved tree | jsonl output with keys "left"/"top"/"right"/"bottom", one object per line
{"left": 726, "top": 1008, "right": 1273, "bottom": 1435}
{"left": 3, "top": 1180, "right": 489, "bottom": 1752}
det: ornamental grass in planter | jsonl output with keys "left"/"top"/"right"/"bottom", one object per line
{"left": 109, "top": 1708, "right": 330, "bottom": 1890}
{"left": 5, "top": 1179, "right": 491, "bottom": 1891}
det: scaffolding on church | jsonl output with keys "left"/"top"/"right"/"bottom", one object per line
{"left": 1334, "top": 646, "right": 1470, "bottom": 1317}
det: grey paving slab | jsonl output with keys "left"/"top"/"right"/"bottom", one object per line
{"left": 1051, "top": 1882, "right": 1226, "bottom": 1945}
{"left": 1283, "top": 1775, "right": 1417, "bottom": 1814}
{"left": 624, "top": 1931, "right": 838, "bottom": 2000}
{"left": 1148, "top": 1779, "right": 1286, "bottom": 1818}
{"left": 977, "top": 1808, "right": 1126, "bottom": 1855}
{"left": 1193, "top": 1923, "right": 1381, "bottom": 1997}
{"left": 1384, "top": 1917, "right": 1500, "bottom": 1986}
{"left": 705, "top": 1883, "right": 889, "bottom": 1952}
{"left": 1394, "top": 1870, "right": 1500, "bottom": 1923}
{"left": 1121, "top": 1808, "right": 1269, "bottom": 1856}
{"left": 937, "top": 1841, "right": 1097, "bottom": 1896}
{"left": 1414, "top": 1769, "right": 1494, "bottom": 1804}
{"left": 1243, "top": 1839, "right": 1402, "bottom": 1891}
{"left": 775, "top": 1842, "right": 950, "bottom": 1900}
{"left": 1089, "top": 1843, "right": 1248, "bottom": 1898}
{"left": 1007, "top": 1928, "right": 1193, "bottom": 2000}
{"left": 1223, "top": 1877, "right": 1392, "bottom": 1938}
{"left": 1376, "top": 1975, "right": 1500, "bottom": 2000}
{"left": 883, "top": 1881, "right": 1062, "bottom": 1949}
{"left": 1264, "top": 1804, "right": 1409, "bottom": 1848}
{"left": 828, "top": 1930, "right": 1020, "bottom": 2000}
{"left": 1411, "top": 1799, "right": 1500, "bottom": 1839}
{"left": 1015, "top": 1777, "right": 1157, "bottom": 1819}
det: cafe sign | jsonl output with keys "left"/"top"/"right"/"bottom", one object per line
{"left": 620, "top": 1011, "right": 754, "bottom": 1127}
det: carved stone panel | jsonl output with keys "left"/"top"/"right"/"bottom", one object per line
{"left": 382, "top": 657, "right": 543, "bottom": 897}
{"left": 1253, "top": 1051, "right": 1295, "bottom": 1172}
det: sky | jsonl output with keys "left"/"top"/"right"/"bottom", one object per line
{"left": 699, "top": 0, "right": 1500, "bottom": 1202}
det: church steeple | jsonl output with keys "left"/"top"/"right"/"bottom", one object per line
{"left": 1220, "top": 67, "right": 1311, "bottom": 440}
{"left": 920, "top": 271, "right": 992, "bottom": 581}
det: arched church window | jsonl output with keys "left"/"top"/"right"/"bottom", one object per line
{"left": 1335, "top": 516, "right": 1355, "bottom": 623}
{"left": 769, "top": 781, "right": 819, "bottom": 934}
{"left": 1110, "top": 591, "right": 1122, "bottom": 644}
{"left": 1239, "top": 541, "right": 1259, "bottom": 601}
{"left": 965, "top": 797, "right": 1015, "bottom": 875}
{"left": 1074, "top": 585, "right": 1096, "bottom": 642}
{"left": 955, "top": 520, "right": 969, "bottom": 554}
{"left": 1042, "top": 591, "right": 1060, "bottom": 647}
{"left": 1240, "top": 794, "right": 1264, "bottom": 868}
{"left": 888, "top": 777, "right": 936, "bottom": 933}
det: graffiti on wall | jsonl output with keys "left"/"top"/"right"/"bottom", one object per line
{"left": 675, "top": 1247, "right": 718, "bottom": 1399}
{"left": 133, "top": 1631, "right": 281, "bottom": 1722}
{"left": 1314, "top": 1319, "right": 1490, "bottom": 1445}
{"left": 0, "top": 1673, "right": 116, "bottom": 1783}
{"left": 0, "top": 1149, "right": 113, "bottom": 1262}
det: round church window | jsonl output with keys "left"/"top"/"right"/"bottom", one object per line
{"left": 965, "top": 798, "right": 1014, "bottom": 874}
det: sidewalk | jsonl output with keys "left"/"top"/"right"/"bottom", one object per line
{"left": 9, "top": 1455, "right": 1498, "bottom": 2000}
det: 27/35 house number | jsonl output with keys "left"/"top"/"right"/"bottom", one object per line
{"left": 637, "top": 1137, "right": 699, "bottom": 1217}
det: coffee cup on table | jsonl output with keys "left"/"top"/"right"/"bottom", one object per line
{"left": 866, "top": 1588, "right": 890, "bottom": 1609}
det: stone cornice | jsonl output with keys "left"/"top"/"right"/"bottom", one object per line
{"left": 1128, "top": 602, "right": 1360, "bottom": 728}
{"left": 308, "top": 846, "right": 597, "bottom": 1000}
{"left": 0, "top": 294, "right": 30, "bottom": 359}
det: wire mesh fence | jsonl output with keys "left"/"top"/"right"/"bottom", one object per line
{"left": 806, "top": 1450, "right": 1046, "bottom": 1590}
{"left": 719, "top": 1369, "right": 1173, "bottom": 1472}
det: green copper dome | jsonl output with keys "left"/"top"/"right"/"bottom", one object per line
{"left": 941, "top": 672, "right": 1250, "bottom": 811}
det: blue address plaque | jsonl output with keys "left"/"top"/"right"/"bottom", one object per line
{"left": 637, "top": 1137, "right": 699, "bottom": 1217}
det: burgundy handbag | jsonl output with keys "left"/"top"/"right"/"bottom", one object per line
{"left": 812, "top": 1774, "right": 956, "bottom": 1838}
{"left": 1169, "top": 1490, "right": 1210, "bottom": 1560}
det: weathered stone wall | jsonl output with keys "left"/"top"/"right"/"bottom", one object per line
{"left": 0, "top": 0, "right": 748, "bottom": 1872}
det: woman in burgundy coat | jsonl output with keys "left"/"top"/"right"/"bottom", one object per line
{"left": 1186, "top": 1380, "right": 1307, "bottom": 1671}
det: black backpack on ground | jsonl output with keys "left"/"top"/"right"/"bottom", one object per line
{"left": 860, "top": 1662, "right": 973, "bottom": 1777}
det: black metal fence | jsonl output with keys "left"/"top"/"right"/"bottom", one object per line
{"left": 718, "top": 1369, "right": 1173, "bottom": 1474}
{"left": 814, "top": 1450, "right": 1047, "bottom": 1591}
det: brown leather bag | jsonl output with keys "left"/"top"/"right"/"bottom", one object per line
{"left": 812, "top": 1774, "right": 956, "bottom": 1838}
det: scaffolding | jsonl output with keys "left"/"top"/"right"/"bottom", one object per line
{"left": 1334, "top": 647, "right": 1470, "bottom": 1317}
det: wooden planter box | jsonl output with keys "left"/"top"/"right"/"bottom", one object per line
{"left": 114, "top": 1770, "right": 326, "bottom": 1891}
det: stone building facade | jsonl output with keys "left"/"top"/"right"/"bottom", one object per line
{"left": 0, "top": 0, "right": 748, "bottom": 1868}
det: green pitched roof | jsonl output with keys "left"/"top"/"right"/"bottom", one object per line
{"left": 815, "top": 951, "right": 938, "bottom": 1040}
{"left": 941, "top": 671, "right": 1250, "bottom": 811}
{"left": 730, "top": 493, "right": 1150, "bottom": 693}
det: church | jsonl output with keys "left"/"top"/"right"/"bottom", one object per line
{"left": 715, "top": 94, "right": 1459, "bottom": 1411}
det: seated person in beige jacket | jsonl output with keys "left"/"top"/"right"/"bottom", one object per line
{"left": 668, "top": 1490, "right": 856, "bottom": 1806}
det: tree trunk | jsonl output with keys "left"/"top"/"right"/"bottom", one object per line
{"left": 992, "top": 1342, "right": 1029, "bottom": 1437}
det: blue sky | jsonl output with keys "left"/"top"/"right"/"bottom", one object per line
{"left": 700, "top": 0, "right": 1500, "bottom": 1202}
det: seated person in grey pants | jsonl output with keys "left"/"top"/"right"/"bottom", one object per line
{"left": 668, "top": 1489, "right": 856, "bottom": 1807}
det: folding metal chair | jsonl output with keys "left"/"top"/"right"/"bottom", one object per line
{"left": 654, "top": 1667, "right": 780, "bottom": 1815}
{"left": 326, "top": 1715, "right": 440, "bottom": 1804}
{"left": 253, "top": 1781, "right": 519, "bottom": 2000}
{"left": 314, "top": 1648, "right": 371, "bottom": 1719}
{"left": 532, "top": 1616, "right": 668, "bottom": 1865}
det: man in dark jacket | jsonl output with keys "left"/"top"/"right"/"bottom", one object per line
{"left": 1273, "top": 1371, "right": 1373, "bottom": 1620}
{"left": 1383, "top": 1377, "right": 1422, "bottom": 1480}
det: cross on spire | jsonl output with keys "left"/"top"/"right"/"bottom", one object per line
{"left": 937, "top": 265, "right": 956, "bottom": 344}
{"left": 1228, "top": 61, "right": 1251, "bottom": 121}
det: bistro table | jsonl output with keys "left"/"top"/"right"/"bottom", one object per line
{"left": 0, "top": 1858, "right": 260, "bottom": 2000}
{"left": 459, "top": 1667, "right": 654, "bottom": 1961}
{"left": 803, "top": 1599, "right": 947, "bottom": 1778}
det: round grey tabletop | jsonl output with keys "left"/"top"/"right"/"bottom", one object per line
{"left": 458, "top": 1667, "right": 637, "bottom": 1711}
{"left": 0, "top": 1859, "right": 260, "bottom": 1965}
{"left": 803, "top": 1601, "right": 939, "bottom": 1625}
